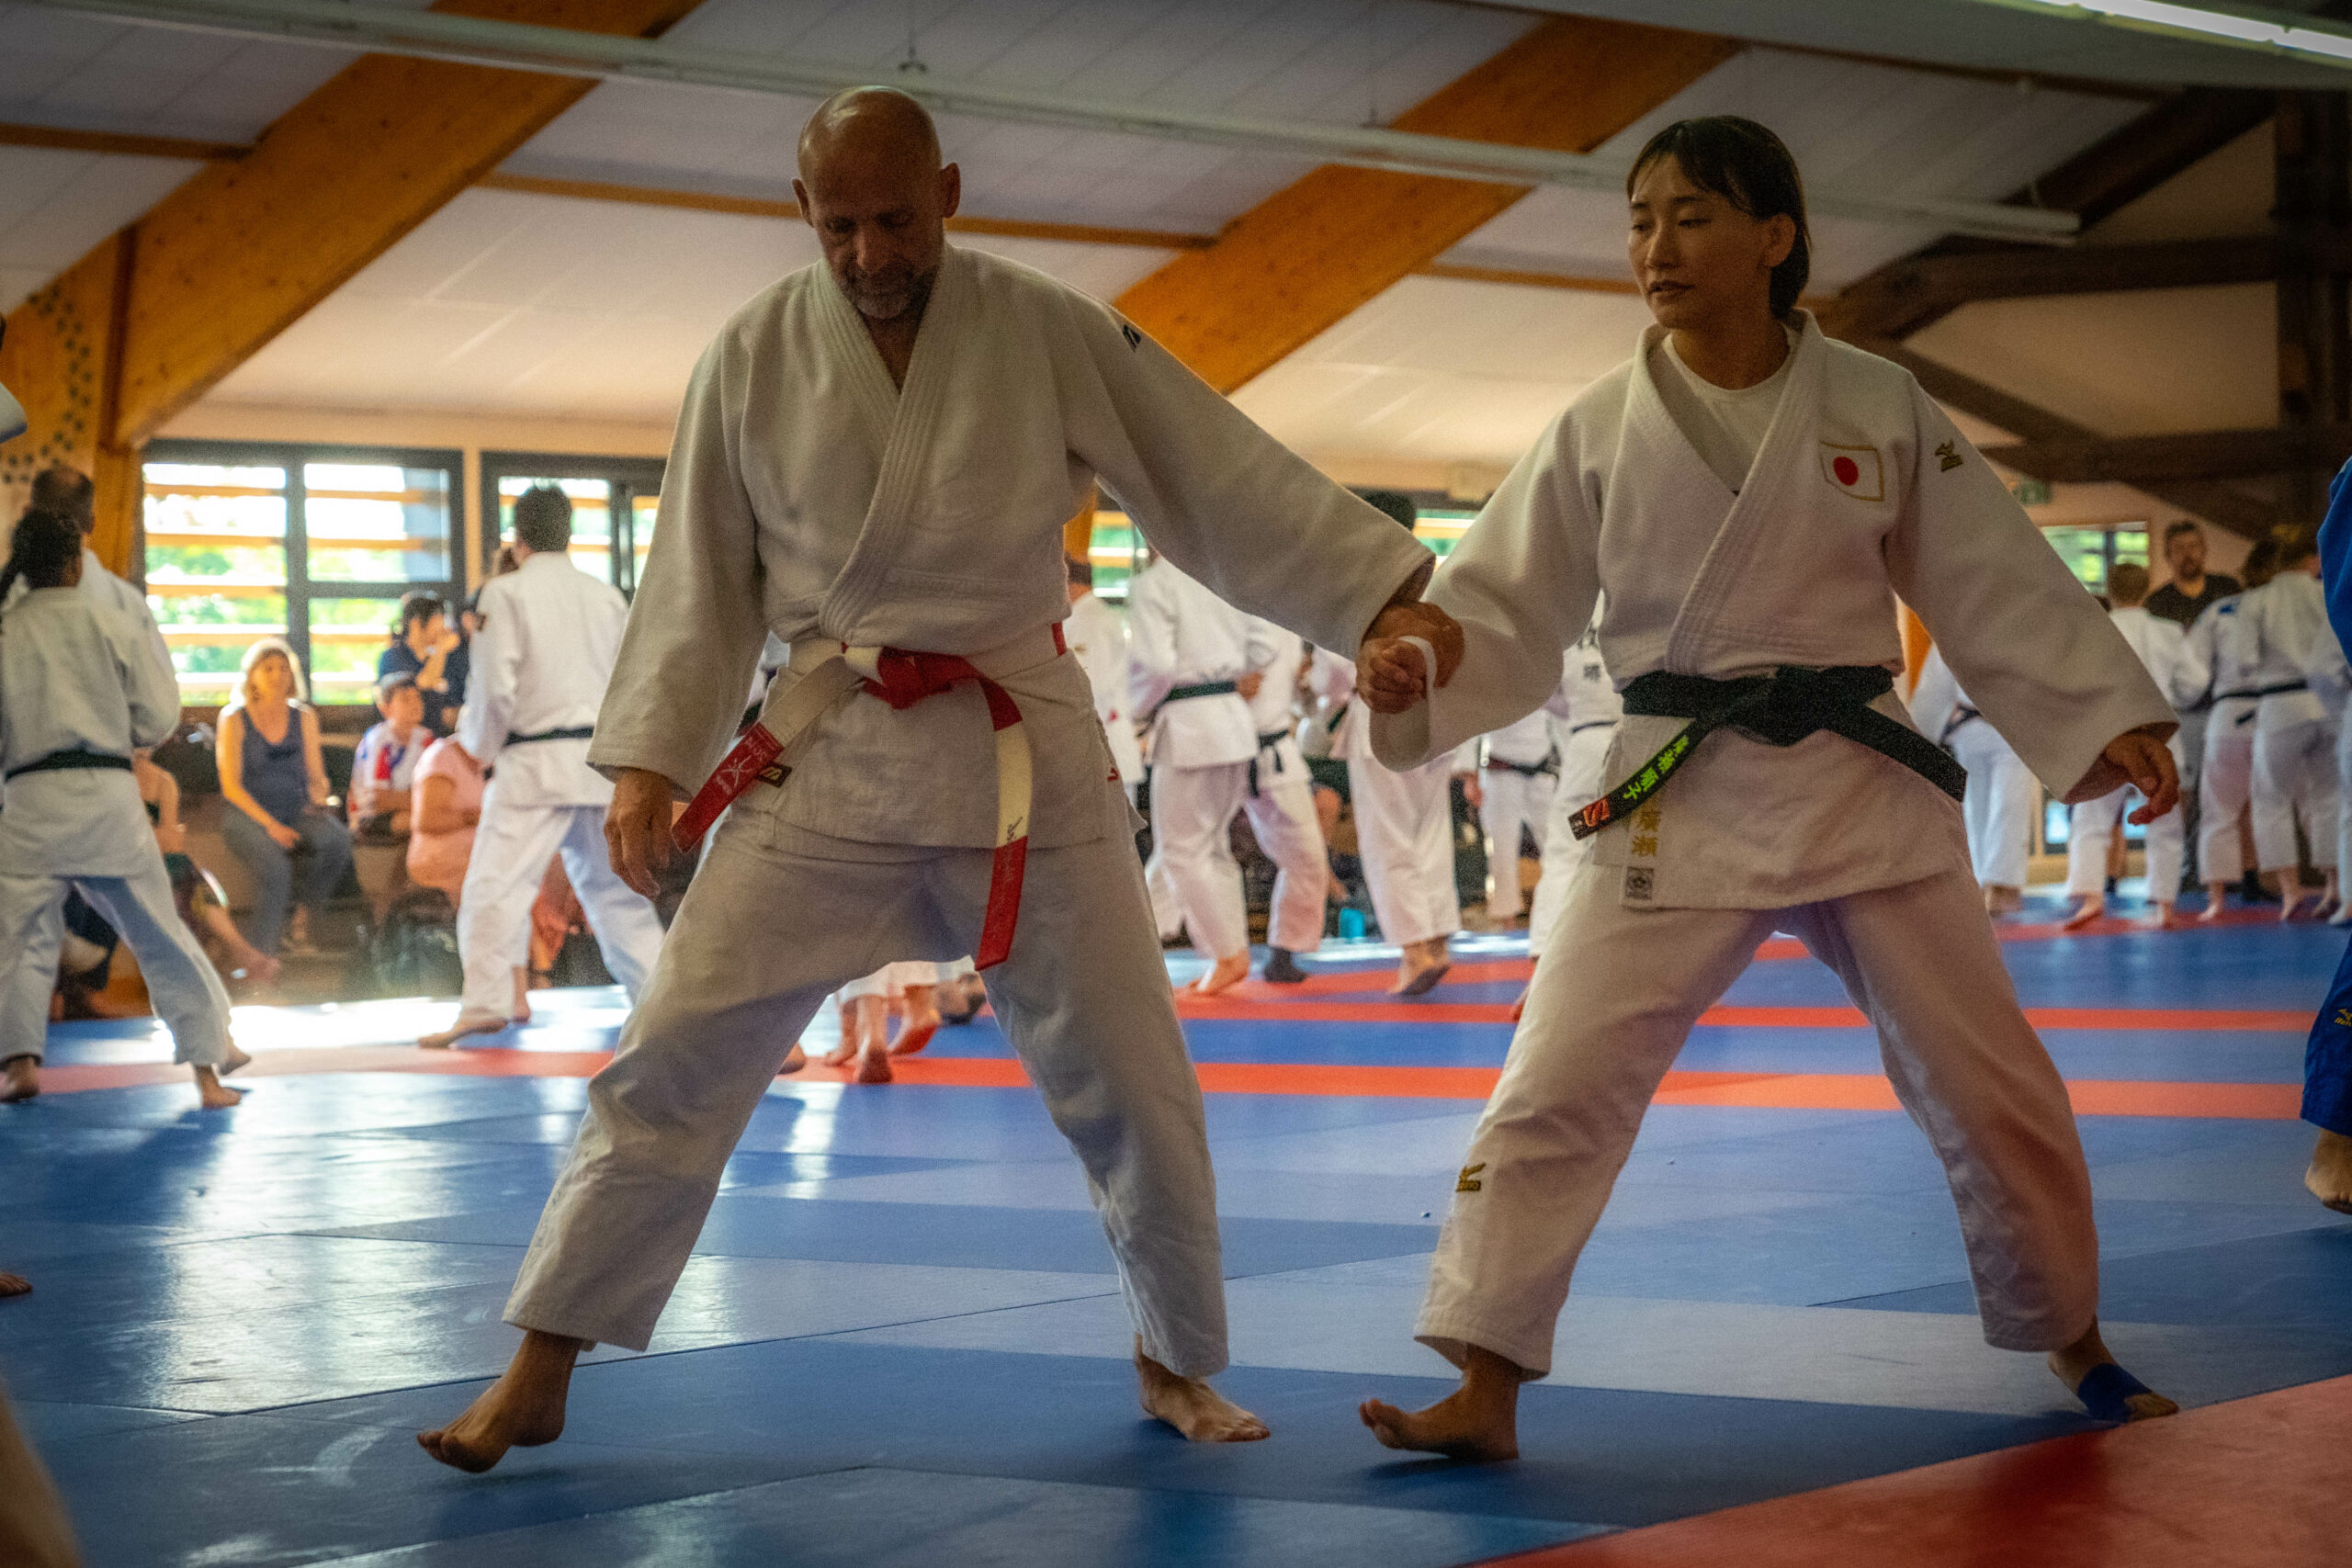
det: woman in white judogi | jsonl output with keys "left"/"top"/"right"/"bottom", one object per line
{"left": 2243, "top": 544, "right": 2339, "bottom": 919}
{"left": 0, "top": 510, "right": 246, "bottom": 1110}
{"left": 1239, "top": 617, "right": 1337, "bottom": 983}
{"left": 1355, "top": 118, "right": 2181, "bottom": 1461}
{"left": 2060, "top": 564, "right": 2206, "bottom": 930}
{"left": 1910, "top": 646, "right": 2040, "bottom": 913}
{"left": 2184, "top": 563, "right": 2270, "bottom": 920}
{"left": 1128, "top": 556, "right": 1275, "bottom": 995}
{"left": 1473, "top": 707, "right": 1559, "bottom": 924}
{"left": 2304, "top": 596, "right": 2352, "bottom": 924}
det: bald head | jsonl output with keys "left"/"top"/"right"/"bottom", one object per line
{"left": 795, "top": 88, "right": 959, "bottom": 321}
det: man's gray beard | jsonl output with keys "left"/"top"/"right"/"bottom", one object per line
{"left": 848, "top": 269, "right": 936, "bottom": 322}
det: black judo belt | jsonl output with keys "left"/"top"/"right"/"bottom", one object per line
{"left": 4, "top": 748, "right": 132, "bottom": 782}
{"left": 1143, "top": 679, "right": 1239, "bottom": 728}
{"left": 505, "top": 726, "right": 595, "bottom": 746}
{"left": 1247, "top": 728, "right": 1291, "bottom": 796}
{"left": 1484, "top": 754, "right": 1556, "bottom": 778}
{"left": 1568, "top": 666, "right": 1966, "bottom": 842}
{"left": 2218, "top": 683, "right": 2306, "bottom": 728}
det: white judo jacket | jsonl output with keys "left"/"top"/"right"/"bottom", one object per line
{"left": 0, "top": 586, "right": 181, "bottom": 875}
{"left": 1127, "top": 560, "right": 1270, "bottom": 771}
{"left": 1063, "top": 589, "right": 1141, "bottom": 788}
{"left": 458, "top": 552, "right": 629, "bottom": 808}
{"left": 1374, "top": 313, "right": 2173, "bottom": 909}
{"left": 592, "top": 245, "right": 1430, "bottom": 851}
{"left": 2106, "top": 605, "right": 2205, "bottom": 714}
{"left": 2241, "top": 570, "right": 2331, "bottom": 732}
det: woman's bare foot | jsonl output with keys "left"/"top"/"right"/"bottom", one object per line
{"left": 418, "top": 1331, "right": 581, "bottom": 1473}
{"left": 2062, "top": 896, "right": 2104, "bottom": 931}
{"left": 2196, "top": 886, "right": 2231, "bottom": 923}
{"left": 891, "top": 987, "right": 941, "bottom": 1055}
{"left": 0, "top": 1271, "right": 30, "bottom": 1298}
{"left": 1192, "top": 952, "right": 1250, "bottom": 997}
{"left": 2306, "top": 1129, "right": 2352, "bottom": 1213}
{"left": 419, "top": 1012, "right": 514, "bottom": 1051}
{"left": 777, "top": 1043, "right": 808, "bottom": 1076}
{"left": 193, "top": 1066, "right": 244, "bottom": 1110}
{"left": 2049, "top": 1319, "right": 2177, "bottom": 1423}
{"left": 1136, "top": 1343, "right": 1267, "bottom": 1442}
{"left": 1359, "top": 1344, "right": 1522, "bottom": 1461}
{"left": 1, "top": 1055, "right": 39, "bottom": 1103}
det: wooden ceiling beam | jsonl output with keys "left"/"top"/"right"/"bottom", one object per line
{"left": 1980, "top": 424, "right": 2352, "bottom": 483}
{"left": 1113, "top": 17, "right": 1742, "bottom": 394}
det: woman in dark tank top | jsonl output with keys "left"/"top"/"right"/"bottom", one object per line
{"left": 214, "top": 639, "right": 354, "bottom": 957}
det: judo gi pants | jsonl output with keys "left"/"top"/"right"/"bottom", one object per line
{"left": 1350, "top": 751, "right": 1462, "bottom": 948}
{"left": 2253, "top": 718, "right": 2339, "bottom": 874}
{"left": 1148, "top": 761, "right": 1250, "bottom": 960}
{"left": 1417, "top": 859, "right": 2099, "bottom": 1378}
{"left": 1478, "top": 770, "right": 1555, "bottom": 920}
{"left": 1529, "top": 724, "right": 1617, "bottom": 960}
{"left": 505, "top": 795, "right": 1229, "bottom": 1375}
{"left": 456, "top": 789, "right": 664, "bottom": 1021}
{"left": 1951, "top": 719, "right": 2038, "bottom": 889}
{"left": 2304, "top": 932, "right": 2352, "bottom": 1136}
{"left": 1241, "top": 773, "right": 1330, "bottom": 953}
{"left": 0, "top": 862, "right": 232, "bottom": 1067}
{"left": 2199, "top": 700, "right": 2256, "bottom": 885}
{"left": 2065, "top": 738, "right": 2185, "bottom": 902}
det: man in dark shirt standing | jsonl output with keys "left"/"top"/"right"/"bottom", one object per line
{"left": 2146, "top": 521, "right": 2242, "bottom": 628}
{"left": 2145, "top": 521, "right": 2243, "bottom": 887}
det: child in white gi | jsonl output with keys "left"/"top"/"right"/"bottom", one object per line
{"left": 0, "top": 510, "right": 247, "bottom": 1110}
{"left": 1355, "top": 117, "right": 2182, "bottom": 1461}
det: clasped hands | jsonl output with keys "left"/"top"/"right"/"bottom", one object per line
{"left": 1357, "top": 600, "right": 1465, "bottom": 715}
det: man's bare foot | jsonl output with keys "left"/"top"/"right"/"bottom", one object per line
{"left": 1359, "top": 1344, "right": 1521, "bottom": 1461}
{"left": 2148, "top": 902, "right": 2188, "bottom": 931}
{"left": 2305, "top": 1129, "right": 2352, "bottom": 1213}
{"left": 2062, "top": 896, "right": 2104, "bottom": 931}
{"left": 2049, "top": 1319, "right": 2177, "bottom": 1423}
{"left": 419, "top": 1013, "right": 512, "bottom": 1051}
{"left": 777, "top": 1043, "right": 808, "bottom": 1076}
{"left": 418, "top": 1330, "right": 581, "bottom": 1473}
{"left": 2196, "top": 888, "right": 2230, "bottom": 923}
{"left": 1392, "top": 940, "right": 1452, "bottom": 997}
{"left": 193, "top": 1066, "right": 243, "bottom": 1110}
{"left": 0, "top": 1271, "right": 29, "bottom": 1298}
{"left": 854, "top": 1046, "right": 894, "bottom": 1084}
{"left": 1192, "top": 952, "right": 1250, "bottom": 997}
{"left": 1, "top": 1055, "right": 39, "bottom": 1103}
{"left": 220, "top": 1045, "right": 254, "bottom": 1078}
{"left": 1136, "top": 1343, "right": 1267, "bottom": 1442}
{"left": 892, "top": 988, "right": 942, "bottom": 1055}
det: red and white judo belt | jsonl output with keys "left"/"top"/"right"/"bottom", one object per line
{"left": 673, "top": 624, "right": 1066, "bottom": 970}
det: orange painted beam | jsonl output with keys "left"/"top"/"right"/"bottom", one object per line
{"left": 1479, "top": 1376, "right": 2352, "bottom": 1568}
{"left": 1114, "top": 17, "right": 1739, "bottom": 393}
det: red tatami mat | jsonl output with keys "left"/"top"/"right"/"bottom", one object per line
{"left": 1477, "top": 1375, "right": 2352, "bottom": 1568}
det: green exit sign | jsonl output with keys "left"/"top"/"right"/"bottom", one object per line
{"left": 2011, "top": 479, "right": 2052, "bottom": 507}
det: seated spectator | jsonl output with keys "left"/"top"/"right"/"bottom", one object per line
{"left": 133, "top": 747, "right": 278, "bottom": 987}
{"left": 379, "top": 591, "right": 466, "bottom": 734}
{"left": 215, "top": 638, "right": 354, "bottom": 957}
{"left": 350, "top": 673, "right": 427, "bottom": 841}
{"left": 407, "top": 728, "right": 482, "bottom": 905}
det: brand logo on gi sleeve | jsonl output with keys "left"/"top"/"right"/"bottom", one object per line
{"left": 1121, "top": 321, "right": 1144, "bottom": 350}
{"left": 1818, "top": 442, "right": 1884, "bottom": 502}
{"left": 1456, "top": 1163, "right": 1487, "bottom": 1193}
{"left": 1935, "top": 440, "right": 1964, "bottom": 472}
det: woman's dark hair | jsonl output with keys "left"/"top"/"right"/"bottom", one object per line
{"left": 395, "top": 590, "right": 446, "bottom": 636}
{"left": 1627, "top": 116, "right": 1812, "bottom": 321}
{"left": 1, "top": 507, "right": 84, "bottom": 604}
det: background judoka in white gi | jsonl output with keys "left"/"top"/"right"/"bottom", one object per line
{"left": 0, "top": 510, "right": 245, "bottom": 1110}
{"left": 2184, "top": 575, "right": 2267, "bottom": 915}
{"left": 2239, "top": 546, "right": 2338, "bottom": 919}
{"left": 1910, "top": 647, "right": 2041, "bottom": 908}
{"left": 1061, "top": 558, "right": 1141, "bottom": 800}
{"left": 1237, "top": 615, "right": 1339, "bottom": 982}
{"left": 2302, "top": 594, "right": 2352, "bottom": 919}
{"left": 417, "top": 89, "right": 1446, "bottom": 1472}
{"left": 424, "top": 491, "right": 665, "bottom": 1045}
{"left": 1128, "top": 555, "right": 1275, "bottom": 993}
{"left": 1356, "top": 117, "right": 2181, "bottom": 1461}
{"left": 2060, "top": 567, "right": 2206, "bottom": 929}
{"left": 1471, "top": 705, "right": 1561, "bottom": 924}
{"left": 1526, "top": 623, "right": 1621, "bottom": 962}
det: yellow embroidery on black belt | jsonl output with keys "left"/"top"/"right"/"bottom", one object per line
{"left": 1456, "top": 1162, "right": 1487, "bottom": 1193}
{"left": 1936, "top": 440, "right": 1963, "bottom": 472}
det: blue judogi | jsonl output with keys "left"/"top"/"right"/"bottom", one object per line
{"left": 2306, "top": 459, "right": 2352, "bottom": 1135}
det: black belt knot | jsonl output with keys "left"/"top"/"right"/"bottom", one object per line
{"left": 1572, "top": 666, "right": 1965, "bottom": 841}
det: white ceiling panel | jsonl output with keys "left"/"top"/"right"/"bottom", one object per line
{"left": 0, "top": 145, "right": 199, "bottom": 312}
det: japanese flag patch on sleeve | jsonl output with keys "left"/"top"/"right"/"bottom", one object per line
{"left": 1818, "top": 442, "right": 1884, "bottom": 502}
